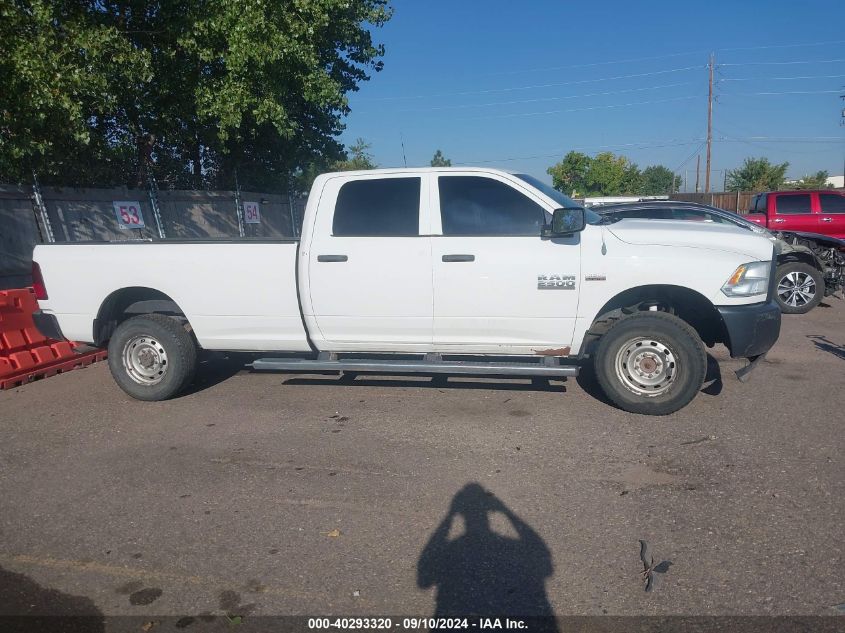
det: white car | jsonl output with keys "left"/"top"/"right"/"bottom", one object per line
{"left": 32, "top": 168, "right": 780, "bottom": 415}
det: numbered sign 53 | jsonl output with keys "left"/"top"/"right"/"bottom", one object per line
{"left": 243, "top": 201, "right": 261, "bottom": 224}
{"left": 113, "top": 201, "right": 145, "bottom": 229}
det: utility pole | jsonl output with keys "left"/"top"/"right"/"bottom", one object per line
{"left": 705, "top": 52, "right": 714, "bottom": 193}
{"left": 695, "top": 154, "right": 700, "bottom": 193}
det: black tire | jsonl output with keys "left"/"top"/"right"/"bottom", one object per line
{"left": 107, "top": 314, "right": 198, "bottom": 401}
{"left": 593, "top": 312, "right": 707, "bottom": 416}
{"left": 774, "top": 262, "right": 823, "bottom": 315}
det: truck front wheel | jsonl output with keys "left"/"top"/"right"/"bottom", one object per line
{"left": 593, "top": 312, "right": 707, "bottom": 416}
{"left": 774, "top": 262, "right": 823, "bottom": 314}
{"left": 107, "top": 314, "right": 198, "bottom": 401}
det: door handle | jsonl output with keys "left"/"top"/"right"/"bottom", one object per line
{"left": 442, "top": 254, "right": 475, "bottom": 262}
{"left": 821, "top": 217, "right": 833, "bottom": 222}
{"left": 317, "top": 255, "right": 348, "bottom": 262}
{"left": 772, "top": 218, "right": 785, "bottom": 223}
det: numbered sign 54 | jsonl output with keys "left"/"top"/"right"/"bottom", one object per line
{"left": 243, "top": 201, "right": 261, "bottom": 224}
{"left": 113, "top": 201, "right": 145, "bottom": 229}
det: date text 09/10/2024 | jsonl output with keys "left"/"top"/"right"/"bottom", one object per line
{"left": 307, "top": 617, "right": 529, "bottom": 630}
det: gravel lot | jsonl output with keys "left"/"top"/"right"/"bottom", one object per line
{"left": 1, "top": 301, "right": 843, "bottom": 625}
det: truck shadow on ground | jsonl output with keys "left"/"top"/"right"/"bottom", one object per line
{"left": 807, "top": 334, "right": 845, "bottom": 361}
{"left": 417, "top": 483, "right": 558, "bottom": 628}
{"left": 180, "top": 352, "right": 260, "bottom": 397}
{"left": 0, "top": 565, "right": 104, "bottom": 632}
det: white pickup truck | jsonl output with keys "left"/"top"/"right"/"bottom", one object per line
{"left": 32, "top": 168, "right": 781, "bottom": 415}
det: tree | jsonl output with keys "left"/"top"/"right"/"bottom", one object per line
{"left": 793, "top": 170, "right": 831, "bottom": 190}
{"left": 547, "top": 151, "right": 591, "bottom": 196}
{"left": 726, "top": 157, "right": 789, "bottom": 192}
{"left": 333, "top": 138, "right": 377, "bottom": 171}
{"left": 640, "top": 165, "right": 682, "bottom": 195}
{"left": 430, "top": 150, "right": 452, "bottom": 167}
{"left": 0, "top": 0, "right": 392, "bottom": 191}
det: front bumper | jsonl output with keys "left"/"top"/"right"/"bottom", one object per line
{"left": 717, "top": 301, "right": 781, "bottom": 359}
{"left": 32, "top": 310, "right": 66, "bottom": 341}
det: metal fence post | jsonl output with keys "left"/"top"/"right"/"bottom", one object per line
{"left": 31, "top": 172, "right": 55, "bottom": 243}
{"left": 234, "top": 169, "right": 245, "bottom": 238}
{"left": 146, "top": 166, "right": 166, "bottom": 239}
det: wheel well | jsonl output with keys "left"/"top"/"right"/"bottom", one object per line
{"left": 583, "top": 285, "right": 727, "bottom": 355}
{"left": 94, "top": 287, "right": 186, "bottom": 346}
{"left": 777, "top": 252, "right": 820, "bottom": 269}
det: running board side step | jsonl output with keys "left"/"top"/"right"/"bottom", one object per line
{"left": 250, "top": 357, "right": 579, "bottom": 378}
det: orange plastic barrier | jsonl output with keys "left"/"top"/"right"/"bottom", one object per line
{"left": 0, "top": 288, "right": 106, "bottom": 389}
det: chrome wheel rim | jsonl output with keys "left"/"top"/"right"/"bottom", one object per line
{"left": 777, "top": 271, "right": 816, "bottom": 308}
{"left": 615, "top": 337, "right": 677, "bottom": 397}
{"left": 122, "top": 335, "right": 168, "bottom": 385}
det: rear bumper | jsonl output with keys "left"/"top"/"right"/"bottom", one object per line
{"left": 717, "top": 301, "right": 781, "bottom": 358}
{"left": 32, "top": 310, "right": 66, "bottom": 341}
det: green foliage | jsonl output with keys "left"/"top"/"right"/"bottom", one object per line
{"left": 547, "top": 151, "right": 591, "bottom": 196}
{"left": 333, "top": 138, "right": 377, "bottom": 171}
{"left": 639, "top": 165, "right": 682, "bottom": 195}
{"left": 430, "top": 149, "right": 451, "bottom": 167}
{"left": 547, "top": 151, "right": 679, "bottom": 196}
{"left": 0, "top": 0, "right": 391, "bottom": 191}
{"left": 726, "top": 157, "right": 789, "bottom": 192}
{"left": 793, "top": 170, "right": 831, "bottom": 190}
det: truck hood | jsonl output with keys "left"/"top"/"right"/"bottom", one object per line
{"left": 606, "top": 219, "right": 774, "bottom": 261}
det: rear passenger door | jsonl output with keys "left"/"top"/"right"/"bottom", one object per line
{"left": 771, "top": 193, "right": 818, "bottom": 232}
{"left": 818, "top": 192, "right": 845, "bottom": 238}
{"left": 305, "top": 175, "right": 433, "bottom": 350}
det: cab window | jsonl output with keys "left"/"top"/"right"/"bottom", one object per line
{"left": 438, "top": 176, "right": 549, "bottom": 236}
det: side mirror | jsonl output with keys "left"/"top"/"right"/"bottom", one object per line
{"left": 543, "top": 207, "right": 586, "bottom": 237}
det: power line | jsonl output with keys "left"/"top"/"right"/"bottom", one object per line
{"left": 453, "top": 138, "right": 706, "bottom": 165}
{"left": 719, "top": 89, "right": 842, "bottom": 96}
{"left": 356, "top": 66, "right": 703, "bottom": 102}
{"left": 393, "top": 82, "right": 696, "bottom": 113}
{"left": 718, "top": 39, "right": 845, "bottom": 52}
{"left": 482, "top": 40, "right": 845, "bottom": 77}
{"left": 457, "top": 95, "right": 700, "bottom": 121}
{"left": 719, "top": 74, "right": 845, "bottom": 82}
{"left": 720, "top": 58, "right": 845, "bottom": 67}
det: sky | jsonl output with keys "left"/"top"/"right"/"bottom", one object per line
{"left": 339, "top": 0, "right": 845, "bottom": 190}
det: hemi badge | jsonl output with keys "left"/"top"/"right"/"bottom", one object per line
{"left": 585, "top": 274, "right": 606, "bottom": 281}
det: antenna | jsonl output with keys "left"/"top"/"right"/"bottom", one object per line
{"left": 400, "top": 132, "right": 408, "bottom": 167}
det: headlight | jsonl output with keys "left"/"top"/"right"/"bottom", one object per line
{"left": 721, "top": 261, "right": 770, "bottom": 297}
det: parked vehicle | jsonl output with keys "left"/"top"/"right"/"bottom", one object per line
{"left": 31, "top": 168, "right": 781, "bottom": 415}
{"left": 593, "top": 200, "right": 845, "bottom": 314}
{"left": 745, "top": 190, "right": 845, "bottom": 239}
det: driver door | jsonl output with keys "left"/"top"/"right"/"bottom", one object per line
{"left": 430, "top": 172, "right": 581, "bottom": 355}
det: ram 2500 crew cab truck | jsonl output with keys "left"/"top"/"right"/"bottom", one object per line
{"left": 32, "top": 168, "right": 781, "bottom": 415}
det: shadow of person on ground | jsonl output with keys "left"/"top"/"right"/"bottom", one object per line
{"left": 807, "top": 334, "right": 845, "bottom": 361}
{"left": 0, "top": 565, "right": 103, "bottom": 632}
{"left": 417, "top": 483, "right": 557, "bottom": 626}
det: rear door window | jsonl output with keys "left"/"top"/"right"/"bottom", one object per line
{"left": 333, "top": 178, "right": 421, "bottom": 236}
{"left": 819, "top": 193, "right": 845, "bottom": 214}
{"left": 775, "top": 194, "right": 812, "bottom": 215}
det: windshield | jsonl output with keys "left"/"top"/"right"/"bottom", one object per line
{"left": 514, "top": 173, "right": 602, "bottom": 225}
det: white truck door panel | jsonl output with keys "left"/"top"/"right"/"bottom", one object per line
{"left": 304, "top": 174, "right": 433, "bottom": 348}
{"left": 430, "top": 173, "right": 580, "bottom": 353}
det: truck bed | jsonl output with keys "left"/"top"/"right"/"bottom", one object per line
{"left": 33, "top": 241, "right": 310, "bottom": 351}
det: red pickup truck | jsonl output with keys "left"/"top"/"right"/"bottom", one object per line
{"left": 745, "top": 190, "right": 845, "bottom": 238}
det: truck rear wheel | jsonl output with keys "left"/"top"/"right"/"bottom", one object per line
{"left": 774, "top": 262, "right": 823, "bottom": 314}
{"left": 107, "top": 314, "right": 197, "bottom": 401}
{"left": 593, "top": 312, "right": 707, "bottom": 416}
